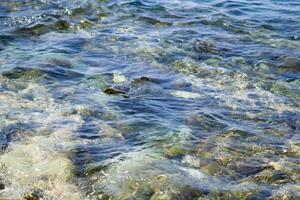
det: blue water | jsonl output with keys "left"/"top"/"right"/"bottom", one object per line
{"left": 0, "top": 0, "right": 299, "bottom": 199}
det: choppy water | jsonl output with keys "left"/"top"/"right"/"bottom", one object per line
{"left": 0, "top": 0, "right": 299, "bottom": 199}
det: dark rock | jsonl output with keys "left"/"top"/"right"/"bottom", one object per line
{"left": 253, "top": 169, "right": 294, "bottom": 185}
{"left": 2, "top": 67, "right": 43, "bottom": 80}
{"left": 230, "top": 162, "right": 270, "bottom": 177}
{"left": 186, "top": 113, "right": 227, "bottom": 133}
{"left": 0, "top": 183, "right": 4, "bottom": 190}
{"left": 49, "top": 58, "right": 73, "bottom": 68}
{"left": 23, "top": 189, "right": 44, "bottom": 200}
{"left": 193, "top": 40, "right": 216, "bottom": 53}
{"left": 132, "top": 76, "right": 164, "bottom": 85}
{"left": 53, "top": 20, "right": 70, "bottom": 30}
{"left": 15, "top": 24, "right": 50, "bottom": 36}
{"left": 103, "top": 87, "right": 127, "bottom": 95}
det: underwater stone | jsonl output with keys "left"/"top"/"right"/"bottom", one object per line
{"left": 150, "top": 192, "right": 169, "bottom": 200}
{"left": 169, "top": 185, "right": 207, "bottom": 200}
{"left": 162, "top": 146, "right": 183, "bottom": 158}
{"left": 200, "top": 162, "right": 225, "bottom": 176}
{"left": 96, "top": 193, "right": 112, "bottom": 200}
{"left": 99, "top": 122, "right": 124, "bottom": 139}
{"left": 209, "top": 189, "right": 261, "bottom": 200}
{"left": 138, "top": 16, "right": 172, "bottom": 27}
{"left": 220, "top": 129, "right": 253, "bottom": 140}
{"left": 15, "top": 24, "right": 50, "bottom": 36}
{"left": 96, "top": 12, "right": 111, "bottom": 19}
{"left": 103, "top": 87, "right": 127, "bottom": 95}
{"left": 215, "top": 154, "right": 235, "bottom": 167}
{"left": 254, "top": 62, "right": 270, "bottom": 73}
{"left": 269, "top": 184, "right": 300, "bottom": 200}
{"left": 156, "top": 174, "right": 169, "bottom": 184}
{"left": 79, "top": 19, "right": 94, "bottom": 29}
{"left": 63, "top": 105, "right": 100, "bottom": 118}
{"left": 24, "top": 194, "right": 39, "bottom": 200}
{"left": 186, "top": 113, "right": 227, "bottom": 133}
{"left": 71, "top": 7, "right": 85, "bottom": 16}
{"left": 251, "top": 169, "right": 293, "bottom": 185}
{"left": 182, "top": 155, "right": 203, "bottom": 168}
{"left": 132, "top": 76, "right": 162, "bottom": 85}
{"left": 83, "top": 74, "right": 111, "bottom": 90}
{"left": 23, "top": 189, "right": 44, "bottom": 200}
{"left": 54, "top": 20, "right": 70, "bottom": 30}
{"left": 204, "top": 58, "right": 222, "bottom": 67}
{"left": 2, "top": 68, "right": 44, "bottom": 80}
{"left": 278, "top": 56, "right": 300, "bottom": 72}
{"left": 49, "top": 58, "right": 73, "bottom": 68}
{"left": 231, "top": 57, "right": 247, "bottom": 65}
{"left": 230, "top": 162, "right": 269, "bottom": 177}
{"left": 77, "top": 107, "right": 95, "bottom": 117}
{"left": 162, "top": 145, "right": 191, "bottom": 158}
{"left": 193, "top": 40, "right": 216, "bottom": 53}
{"left": 171, "top": 60, "right": 200, "bottom": 74}
{"left": 0, "top": 183, "right": 4, "bottom": 190}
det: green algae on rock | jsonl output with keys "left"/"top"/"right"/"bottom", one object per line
{"left": 2, "top": 68, "right": 44, "bottom": 81}
{"left": 103, "top": 87, "right": 127, "bottom": 95}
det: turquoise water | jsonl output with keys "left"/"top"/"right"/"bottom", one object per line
{"left": 0, "top": 0, "right": 299, "bottom": 199}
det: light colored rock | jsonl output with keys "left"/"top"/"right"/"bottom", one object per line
{"left": 170, "top": 90, "right": 201, "bottom": 99}
{"left": 113, "top": 72, "right": 127, "bottom": 83}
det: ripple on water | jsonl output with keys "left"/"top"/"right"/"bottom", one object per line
{"left": 0, "top": 0, "right": 300, "bottom": 199}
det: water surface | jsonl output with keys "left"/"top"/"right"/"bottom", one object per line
{"left": 0, "top": 0, "right": 299, "bottom": 199}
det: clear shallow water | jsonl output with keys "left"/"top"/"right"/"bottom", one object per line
{"left": 0, "top": 0, "right": 299, "bottom": 199}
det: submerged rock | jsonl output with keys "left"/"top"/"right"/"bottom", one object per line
{"left": 269, "top": 184, "right": 300, "bottom": 200}
{"left": 138, "top": 16, "right": 172, "bottom": 27}
{"left": 88, "top": 149, "right": 166, "bottom": 199}
{"left": 0, "top": 82, "right": 85, "bottom": 200}
{"left": 99, "top": 122, "right": 124, "bottom": 140}
{"left": 208, "top": 188, "right": 264, "bottom": 200}
{"left": 2, "top": 67, "right": 44, "bottom": 80}
{"left": 96, "top": 12, "right": 111, "bottom": 19}
{"left": 204, "top": 58, "right": 222, "bottom": 67}
{"left": 182, "top": 155, "right": 208, "bottom": 168}
{"left": 82, "top": 74, "right": 111, "bottom": 90}
{"left": 160, "top": 127, "right": 195, "bottom": 158}
{"left": 49, "top": 57, "right": 73, "bottom": 69}
{"left": 15, "top": 24, "right": 50, "bottom": 36}
{"left": 103, "top": 87, "right": 127, "bottom": 96}
{"left": 78, "top": 19, "right": 94, "bottom": 29}
{"left": 230, "top": 162, "right": 270, "bottom": 177}
{"left": 162, "top": 145, "right": 189, "bottom": 158}
{"left": 128, "top": 76, "right": 165, "bottom": 97}
{"left": 200, "top": 162, "right": 226, "bottom": 176}
{"left": 256, "top": 170, "right": 292, "bottom": 185}
{"left": 193, "top": 40, "right": 217, "bottom": 54}
{"left": 23, "top": 189, "right": 44, "bottom": 200}
{"left": 0, "top": 182, "right": 4, "bottom": 190}
{"left": 86, "top": 147, "right": 217, "bottom": 200}
{"left": 131, "top": 77, "right": 163, "bottom": 85}
{"left": 186, "top": 113, "right": 227, "bottom": 133}
{"left": 171, "top": 60, "right": 200, "bottom": 74}
{"left": 53, "top": 20, "right": 70, "bottom": 30}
